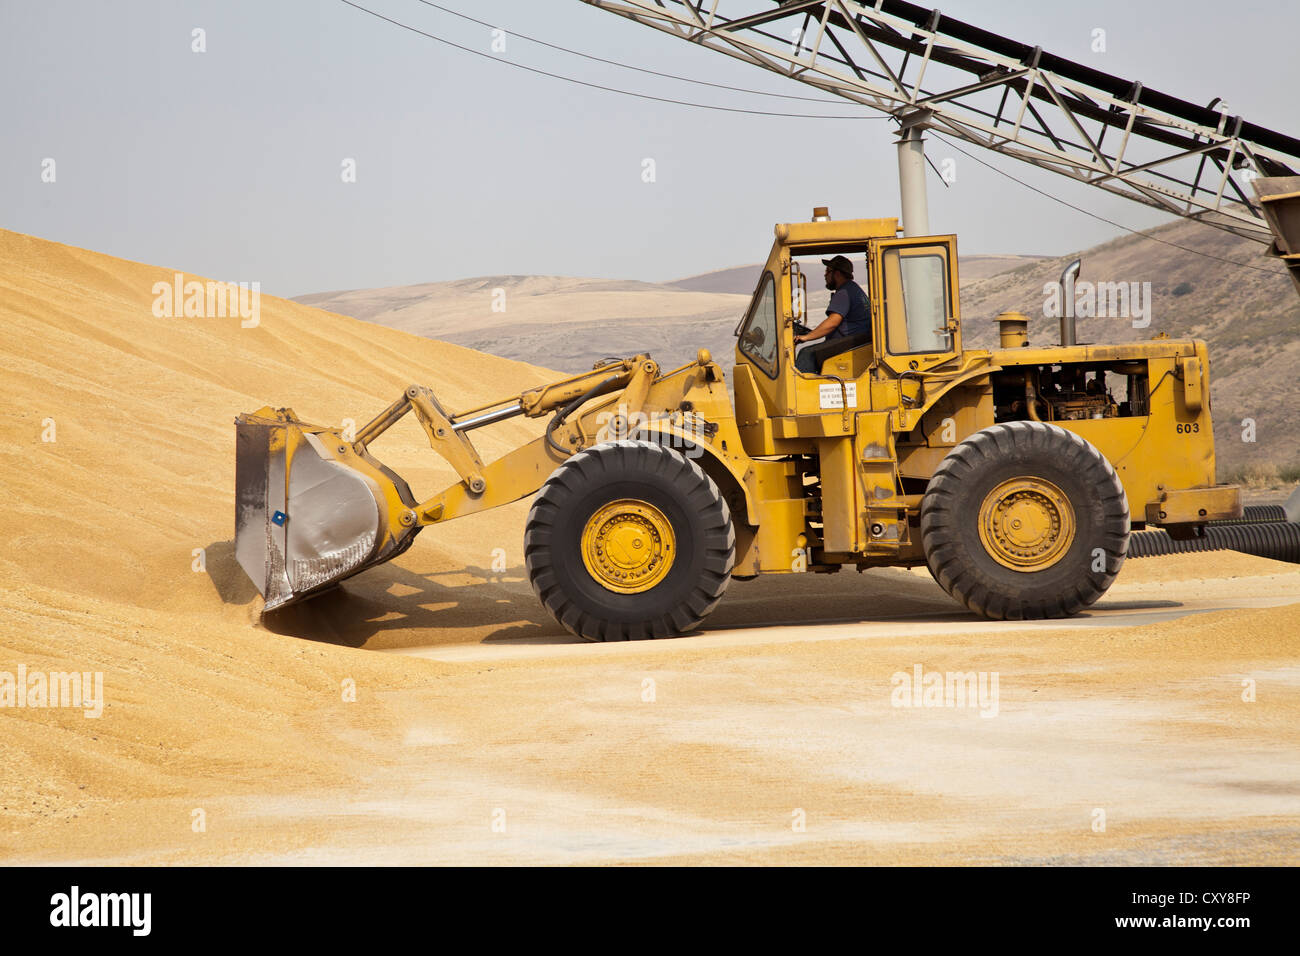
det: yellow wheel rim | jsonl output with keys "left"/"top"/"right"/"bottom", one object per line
{"left": 580, "top": 498, "right": 676, "bottom": 594}
{"left": 977, "top": 477, "right": 1076, "bottom": 571}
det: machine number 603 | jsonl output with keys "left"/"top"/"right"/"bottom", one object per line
{"left": 1176, "top": 422, "right": 1201, "bottom": 434}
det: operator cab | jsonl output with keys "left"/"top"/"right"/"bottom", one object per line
{"left": 734, "top": 208, "right": 961, "bottom": 416}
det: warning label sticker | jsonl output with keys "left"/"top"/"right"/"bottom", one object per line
{"left": 818, "top": 382, "right": 857, "bottom": 409}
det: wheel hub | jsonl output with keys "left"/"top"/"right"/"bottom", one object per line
{"left": 581, "top": 498, "right": 675, "bottom": 593}
{"left": 978, "top": 477, "right": 1075, "bottom": 571}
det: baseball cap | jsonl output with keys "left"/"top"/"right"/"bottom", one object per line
{"left": 821, "top": 254, "right": 855, "bottom": 277}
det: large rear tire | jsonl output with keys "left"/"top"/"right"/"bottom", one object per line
{"left": 525, "top": 440, "right": 735, "bottom": 641}
{"left": 919, "top": 421, "right": 1129, "bottom": 620}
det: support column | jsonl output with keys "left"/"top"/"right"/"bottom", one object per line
{"left": 895, "top": 110, "right": 932, "bottom": 237}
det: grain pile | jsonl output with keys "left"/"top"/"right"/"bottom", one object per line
{"left": 0, "top": 228, "right": 556, "bottom": 858}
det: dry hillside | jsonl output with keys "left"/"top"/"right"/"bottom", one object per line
{"left": 294, "top": 275, "right": 751, "bottom": 377}
{"left": 294, "top": 254, "right": 1044, "bottom": 380}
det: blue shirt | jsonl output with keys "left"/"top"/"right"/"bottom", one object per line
{"left": 827, "top": 279, "right": 870, "bottom": 339}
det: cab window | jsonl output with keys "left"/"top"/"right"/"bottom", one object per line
{"left": 737, "top": 272, "right": 779, "bottom": 378}
{"left": 882, "top": 247, "right": 951, "bottom": 354}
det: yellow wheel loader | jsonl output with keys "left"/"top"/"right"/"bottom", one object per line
{"left": 235, "top": 209, "right": 1242, "bottom": 640}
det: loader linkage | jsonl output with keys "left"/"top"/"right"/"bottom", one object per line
{"left": 235, "top": 356, "right": 655, "bottom": 610}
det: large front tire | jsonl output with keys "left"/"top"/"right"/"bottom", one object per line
{"left": 525, "top": 440, "right": 735, "bottom": 641}
{"left": 919, "top": 421, "right": 1129, "bottom": 620}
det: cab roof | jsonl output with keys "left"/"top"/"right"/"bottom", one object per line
{"left": 775, "top": 216, "right": 900, "bottom": 245}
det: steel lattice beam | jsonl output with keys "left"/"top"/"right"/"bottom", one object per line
{"left": 579, "top": 0, "right": 1300, "bottom": 244}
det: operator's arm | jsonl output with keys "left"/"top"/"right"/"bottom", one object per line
{"left": 795, "top": 312, "right": 842, "bottom": 344}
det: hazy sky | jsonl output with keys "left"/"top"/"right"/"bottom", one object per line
{"left": 3, "top": 0, "right": 1297, "bottom": 296}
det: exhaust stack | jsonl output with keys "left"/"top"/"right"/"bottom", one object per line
{"left": 1059, "top": 258, "right": 1082, "bottom": 346}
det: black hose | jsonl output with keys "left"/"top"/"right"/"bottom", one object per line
{"left": 545, "top": 375, "right": 623, "bottom": 457}
{"left": 1127, "top": 520, "right": 1300, "bottom": 562}
{"left": 1209, "top": 504, "right": 1287, "bottom": 526}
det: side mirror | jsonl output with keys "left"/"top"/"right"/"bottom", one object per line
{"left": 791, "top": 263, "right": 807, "bottom": 323}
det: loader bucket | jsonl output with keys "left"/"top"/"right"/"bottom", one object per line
{"left": 234, "top": 407, "right": 421, "bottom": 611}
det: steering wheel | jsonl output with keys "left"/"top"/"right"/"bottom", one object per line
{"left": 792, "top": 320, "right": 812, "bottom": 337}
